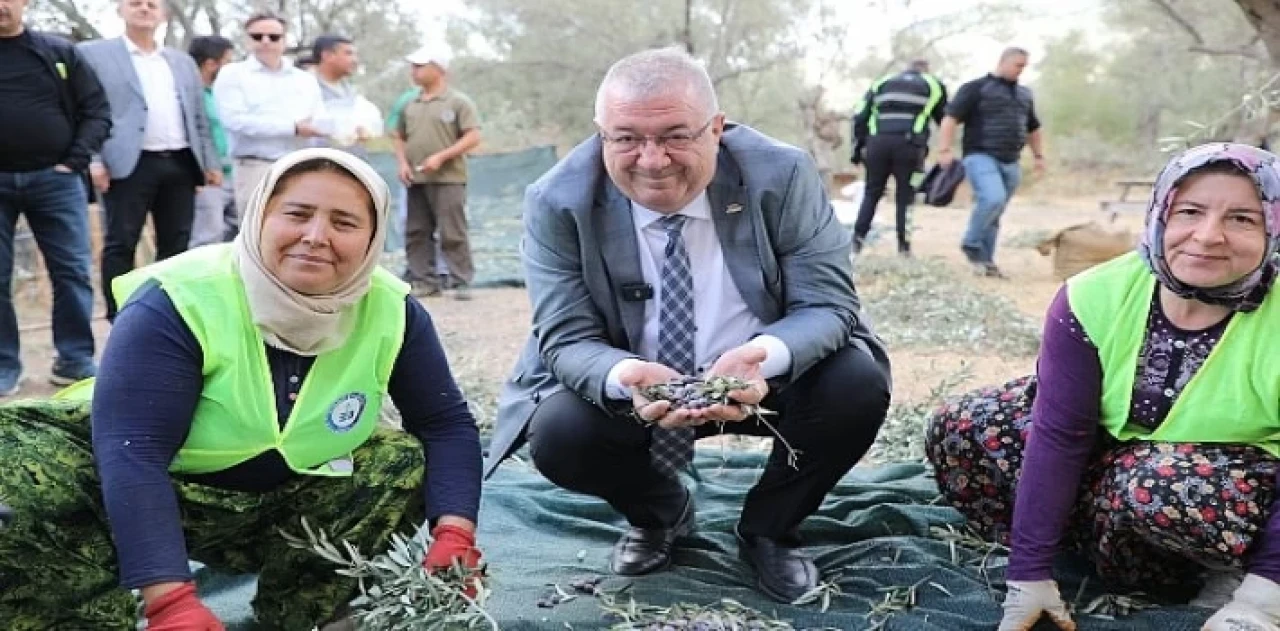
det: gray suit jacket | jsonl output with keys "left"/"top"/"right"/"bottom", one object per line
{"left": 483, "top": 123, "right": 890, "bottom": 478}
{"left": 78, "top": 37, "right": 218, "bottom": 181}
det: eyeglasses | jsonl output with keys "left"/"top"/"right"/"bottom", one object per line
{"left": 599, "top": 116, "right": 718, "bottom": 154}
{"left": 248, "top": 33, "right": 283, "bottom": 43}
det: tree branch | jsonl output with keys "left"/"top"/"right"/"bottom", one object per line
{"left": 1189, "top": 44, "right": 1265, "bottom": 60}
{"left": 164, "top": 0, "right": 198, "bottom": 48}
{"left": 711, "top": 51, "right": 801, "bottom": 87}
{"left": 1150, "top": 0, "right": 1268, "bottom": 61}
{"left": 40, "top": 0, "right": 102, "bottom": 40}
{"left": 1148, "top": 0, "right": 1205, "bottom": 44}
{"left": 206, "top": 1, "right": 224, "bottom": 36}
{"left": 487, "top": 59, "right": 602, "bottom": 75}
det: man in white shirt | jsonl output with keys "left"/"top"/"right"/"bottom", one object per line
{"left": 484, "top": 48, "right": 892, "bottom": 604}
{"left": 78, "top": 0, "right": 220, "bottom": 320}
{"left": 311, "top": 34, "right": 373, "bottom": 157}
{"left": 212, "top": 13, "right": 326, "bottom": 222}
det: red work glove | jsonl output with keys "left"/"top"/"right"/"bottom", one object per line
{"left": 144, "top": 582, "right": 224, "bottom": 630}
{"left": 422, "top": 524, "right": 483, "bottom": 597}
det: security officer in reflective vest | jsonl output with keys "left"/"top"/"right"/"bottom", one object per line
{"left": 850, "top": 59, "right": 947, "bottom": 257}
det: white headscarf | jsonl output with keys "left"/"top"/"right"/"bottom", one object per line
{"left": 233, "top": 148, "right": 390, "bottom": 356}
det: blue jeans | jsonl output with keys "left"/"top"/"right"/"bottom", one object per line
{"left": 0, "top": 167, "right": 96, "bottom": 376}
{"left": 960, "top": 153, "right": 1022, "bottom": 264}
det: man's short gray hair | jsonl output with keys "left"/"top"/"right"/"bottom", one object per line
{"left": 594, "top": 47, "right": 720, "bottom": 123}
{"left": 1000, "top": 46, "right": 1029, "bottom": 61}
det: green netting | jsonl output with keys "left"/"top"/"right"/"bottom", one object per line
{"left": 367, "top": 146, "right": 558, "bottom": 287}
{"left": 202, "top": 450, "right": 1217, "bottom": 630}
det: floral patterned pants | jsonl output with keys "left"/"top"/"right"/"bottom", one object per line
{"left": 925, "top": 375, "right": 1279, "bottom": 591}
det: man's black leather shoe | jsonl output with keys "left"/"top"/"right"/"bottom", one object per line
{"left": 736, "top": 529, "right": 818, "bottom": 603}
{"left": 609, "top": 494, "right": 695, "bottom": 576}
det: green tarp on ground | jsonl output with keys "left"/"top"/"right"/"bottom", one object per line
{"left": 201, "top": 450, "right": 1217, "bottom": 630}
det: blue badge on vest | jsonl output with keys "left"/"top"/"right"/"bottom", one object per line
{"left": 327, "top": 393, "right": 367, "bottom": 433}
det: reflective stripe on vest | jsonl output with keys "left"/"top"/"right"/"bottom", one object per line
{"left": 1067, "top": 252, "right": 1280, "bottom": 455}
{"left": 866, "top": 71, "right": 944, "bottom": 136}
{"left": 915, "top": 73, "right": 944, "bottom": 133}
{"left": 108, "top": 244, "right": 410, "bottom": 475}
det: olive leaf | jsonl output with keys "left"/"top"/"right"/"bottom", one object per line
{"left": 280, "top": 517, "right": 498, "bottom": 630}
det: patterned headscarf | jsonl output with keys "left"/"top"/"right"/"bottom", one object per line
{"left": 1139, "top": 142, "right": 1280, "bottom": 312}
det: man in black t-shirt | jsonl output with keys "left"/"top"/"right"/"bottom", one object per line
{"left": 936, "top": 47, "right": 1045, "bottom": 278}
{"left": 0, "top": 0, "right": 111, "bottom": 396}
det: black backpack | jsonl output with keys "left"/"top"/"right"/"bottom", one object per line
{"left": 920, "top": 161, "right": 966, "bottom": 207}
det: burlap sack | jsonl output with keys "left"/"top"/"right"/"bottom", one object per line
{"left": 1036, "top": 221, "right": 1136, "bottom": 281}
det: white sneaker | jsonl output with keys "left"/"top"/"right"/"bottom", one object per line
{"left": 1192, "top": 569, "right": 1245, "bottom": 609}
{"left": 0, "top": 372, "right": 21, "bottom": 397}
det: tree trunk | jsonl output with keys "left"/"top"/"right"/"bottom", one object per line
{"left": 683, "top": 0, "right": 694, "bottom": 54}
{"left": 1136, "top": 102, "right": 1163, "bottom": 147}
{"left": 1235, "top": 0, "right": 1280, "bottom": 66}
{"left": 1233, "top": 1, "right": 1280, "bottom": 144}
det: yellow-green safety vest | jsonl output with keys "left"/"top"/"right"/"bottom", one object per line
{"left": 68, "top": 244, "right": 408, "bottom": 476}
{"left": 1067, "top": 252, "right": 1280, "bottom": 454}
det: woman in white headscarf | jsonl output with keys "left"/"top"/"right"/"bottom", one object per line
{"left": 0, "top": 149, "right": 483, "bottom": 630}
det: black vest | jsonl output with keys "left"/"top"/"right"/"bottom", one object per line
{"left": 963, "top": 75, "right": 1034, "bottom": 163}
{"left": 868, "top": 71, "right": 940, "bottom": 139}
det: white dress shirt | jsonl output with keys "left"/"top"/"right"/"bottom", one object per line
{"left": 212, "top": 56, "right": 325, "bottom": 160}
{"left": 124, "top": 38, "right": 187, "bottom": 151}
{"left": 604, "top": 192, "right": 792, "bottom": 400}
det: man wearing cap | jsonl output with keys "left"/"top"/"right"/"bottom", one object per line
{"left": 394, "top": 46, "right": 481, "bottom": 300}
{"left": 213, "top": 12, "right": 326, "bottom": 223}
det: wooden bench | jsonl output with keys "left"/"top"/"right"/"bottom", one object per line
{"left": 1099, "top": 179, "right": 1155, "bottom": 216}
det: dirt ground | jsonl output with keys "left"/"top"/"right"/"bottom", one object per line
{"left": 867, "top": 188, "right": 1146, "bottom": 403}
{"left": 5, "top": 184, "right": 1148, "bottom": 417}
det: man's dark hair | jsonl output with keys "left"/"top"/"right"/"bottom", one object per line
{"left": 244, "top": 12, "right": 287, "bottom": 30}
{"left": 312, "top": 34, "right": 352, "bottom": 62}
{"left": 908, "top": 59, "right": 930, "bottom": 73}
{"left": 189, "top": 35, "right": 234, "bottom": 67}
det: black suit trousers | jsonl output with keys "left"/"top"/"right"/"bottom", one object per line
{"left": 100, "top": 150, "right": 200, "bottom": 319}
{"left": 524, "top": 344, "right": 891, "bottom": 539}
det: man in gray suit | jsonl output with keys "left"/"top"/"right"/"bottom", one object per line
{"left": 485, "top": 48, "right": 891, "bottom": 603}
{"left": 79, "top": 0, "right": 219, "bottom": 319}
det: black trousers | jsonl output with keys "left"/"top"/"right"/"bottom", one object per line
{"left": 854, "top": 134, "right": 926, "bottom": 249}
{"left": 525, "top": 345, "right": 891, "bottom": 539}
{"left": 100, "top": 150, "right": 200, "bottom": 319}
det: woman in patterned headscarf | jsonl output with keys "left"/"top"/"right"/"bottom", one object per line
{"left": 926, "top": 143, "right": 1280, "bottom": 631}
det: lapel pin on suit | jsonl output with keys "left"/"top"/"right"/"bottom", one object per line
{"left": 725, "top": 202, "right": 743, "bottom": 214}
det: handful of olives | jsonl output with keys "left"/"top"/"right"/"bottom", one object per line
{"left": 634, "top": 375, "right": 800, "bottom": 469}
{"left": 636, "top": 375, "right": 758, "bottom": 411}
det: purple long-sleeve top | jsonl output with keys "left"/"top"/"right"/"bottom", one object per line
{"left": 1007, "top": 285, "right": 1280, "bottom": 583}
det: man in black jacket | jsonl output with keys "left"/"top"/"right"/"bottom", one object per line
{"left": 850, "top": 59, "right": 947, "bottom": 257}
{"left": 0, "top": 0, "right": 112, "bottom": 396}
{"left": 936, "top": 47, "right": 1045, "bottom": 278}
